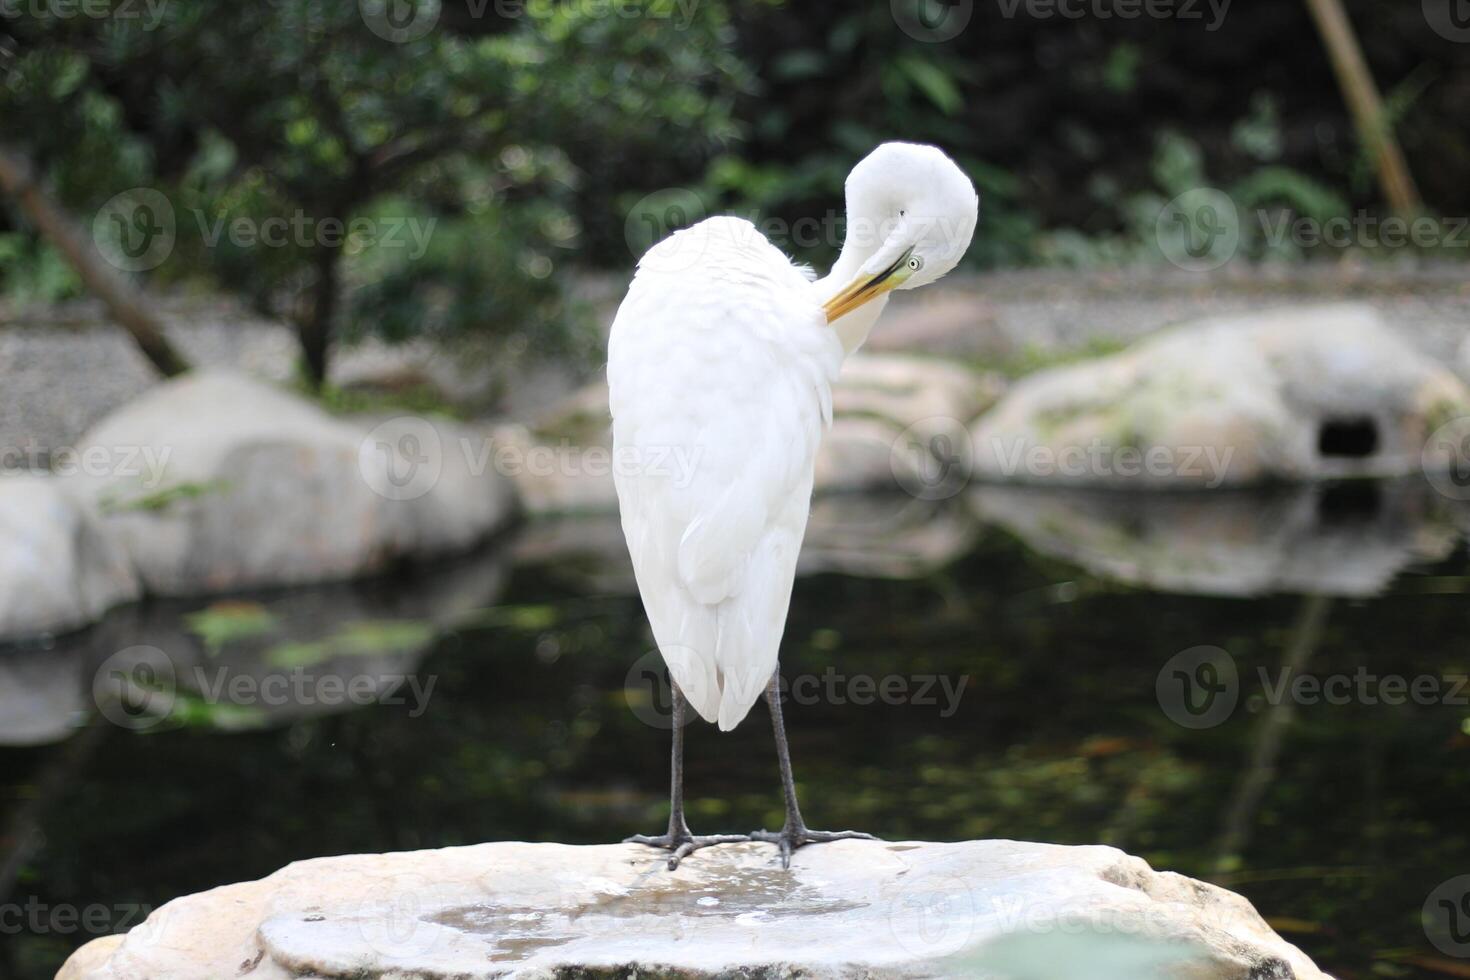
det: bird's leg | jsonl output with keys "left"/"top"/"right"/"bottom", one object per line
{"left": 751, "top": 669, "right": 877, "bottom": 869}
{"left": 623, "top": 680, "right": 748, "bottom": 870}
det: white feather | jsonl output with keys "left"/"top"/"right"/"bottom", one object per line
{"left": 609, "top": 143, "right": 978, "bottom": 734}
{"left": 609, "top": 216, "right": 842, "bottom": 730}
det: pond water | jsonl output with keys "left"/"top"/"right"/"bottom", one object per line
{"left": 3, "top": 480, "right": 1469, "bottom": 979}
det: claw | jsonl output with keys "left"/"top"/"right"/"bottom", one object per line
{"left": 624, "top": 831, "right": 751, "bottom": 870}
{"left": 751, "top": 826, "right": 878, "bottom": 867}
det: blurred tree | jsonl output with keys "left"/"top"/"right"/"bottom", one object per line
{"left": 0, "top": 143, "right": 189, "bottom": 376}
{"left": 0, "top": 0, "right": 750, "bottom": 386}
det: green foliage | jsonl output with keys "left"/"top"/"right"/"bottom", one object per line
{"left": 267, "top": 620, "right": 436, "bottom": 668}
{"left": 97, "top": 480, "right": 230, "bottom": 515}
{"left": 0, "top": 0, "right": 751, "bottom": 376}
{"left": 0, "top": 234, "right": 80, "bottom": 303}
{"left": 184, "top": 601, "right": 279, "bottom": 656}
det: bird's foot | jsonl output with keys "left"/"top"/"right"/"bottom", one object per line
{"left": 750, "top": 824, "right": 878, "bottom": 869}
{"left": 623, "top": 829, "right": 751, "bottom": 870}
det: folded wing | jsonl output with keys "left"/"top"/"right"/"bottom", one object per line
{"left": 609, "top": 217, "right": 842, "bottom": 730}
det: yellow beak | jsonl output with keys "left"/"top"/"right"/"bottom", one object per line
{"left": 822, "top": 248, "right": 915, "bottom": 323}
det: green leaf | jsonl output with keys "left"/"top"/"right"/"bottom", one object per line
{"left": 896, "top": 55, "right": 963, "bottom": 116}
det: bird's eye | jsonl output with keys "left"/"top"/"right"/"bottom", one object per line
{"left": 907, "top": 255, "right": 923, "bottom": 272}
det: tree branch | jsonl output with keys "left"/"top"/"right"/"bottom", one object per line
{"left": 0, "top": 144, "right": 190, "bottom": 378}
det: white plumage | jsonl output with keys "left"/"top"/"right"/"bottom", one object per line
{"left": 609, "top": 142, "right": 979, "bottom": 739}
{"left": 609, "top": 216, "right": 843, "bottom": 729}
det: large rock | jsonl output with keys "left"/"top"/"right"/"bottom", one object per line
{"left": 972, "top": 305, "right": 1470, "bottom": 487}
{"left": 0, "top": 475, "right": 140, "bottom": 640}
{"left": 58, "top": 839, "right": 1328, "bottom": 980}
{"left": 65, "top": 371, "right": 516, "bottom": 597}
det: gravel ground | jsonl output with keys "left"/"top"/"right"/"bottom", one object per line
{"left": 3, "top": 263, "right": 1468, "bottom": 458}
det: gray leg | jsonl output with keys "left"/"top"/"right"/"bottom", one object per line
{"left": 752, "top": 669, "right": 877, "bottom": 869}
{"left": 624, "top": 680, "right": 749, "bottom": 869}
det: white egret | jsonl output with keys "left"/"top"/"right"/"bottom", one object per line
{"left": 609, "top": 142, "right": 979, "bottom": 868}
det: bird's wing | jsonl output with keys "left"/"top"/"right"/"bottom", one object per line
{"left": 609, "top": 217, "right": 843, "bottom": 730}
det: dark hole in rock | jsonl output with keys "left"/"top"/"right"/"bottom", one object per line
{"left": 1317, "top": 481, "right": 1381, "bottom": 525}
{"left": 1318, "top": 417, "right": 1379, "bottom": 458}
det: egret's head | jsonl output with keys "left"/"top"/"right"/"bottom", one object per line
{"left": 823, "top": 142, "right": 979, "bottom": 323}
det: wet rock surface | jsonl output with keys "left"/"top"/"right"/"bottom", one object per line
{"left": 57, "top": 839, "right": 1329, "bottom": 980}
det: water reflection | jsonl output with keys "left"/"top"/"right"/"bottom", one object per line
{"left": 0, "top": 548, "right": 509, "bottom": 747}
{"left": 969, "top": 478, "right": 1465, "bottom": 597}
{"left": 2, "top": 480, "right": 1468, "bottom": 980}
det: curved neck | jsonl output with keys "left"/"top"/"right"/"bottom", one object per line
{"left": 815, "top": 225, "right": 890, "bottom": 358}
